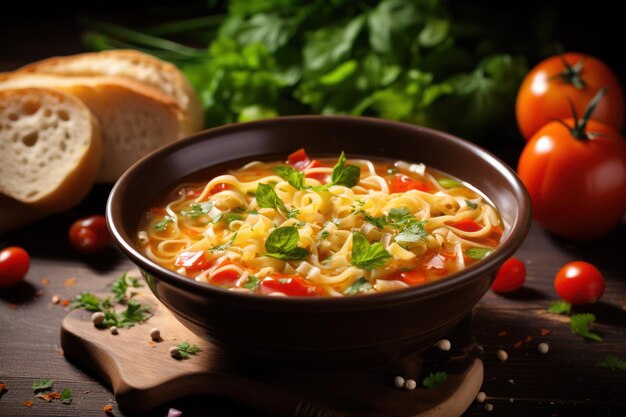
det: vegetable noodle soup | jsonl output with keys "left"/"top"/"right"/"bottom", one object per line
{"left": 138, "top": 149, "right": 503, "bottom": 297}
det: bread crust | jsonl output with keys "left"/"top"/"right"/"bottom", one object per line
{"left": 18, "top": 49, "right": 203, "bottom": 135}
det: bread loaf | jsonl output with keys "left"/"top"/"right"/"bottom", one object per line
{"left": 18, "top": 50, "right": 203, "bottom": 135}
{"left": 0, "top": 74, "right": 184, "bottom": 182}
{"left": 0, "top": 87, "right": 102, "bottom": 214}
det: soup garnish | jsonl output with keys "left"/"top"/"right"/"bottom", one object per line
{"left": 138, "top": 149, "right": 503, "bottom": 296}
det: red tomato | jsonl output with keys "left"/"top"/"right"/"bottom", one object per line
{"left": 448, "top": 218, "right": 482, "bottom": 232}
{"left": 288, "top": 148, "right": 312, "bottom": 170}
{"left": 68, "top": 215, "right": 112, "bottom": 253}
{"left": 209, "top": 268, "right": 240, "bottom": 286}
{"left": 209, "top": 183, "right": 230, "bottom": 195}
{"left": 516, "top": 53, "right": 624, "bottom": 140}
{"left": 174, "top": 251, "right": 211, "bottom": 272}
{"left": 260, "top": 274, "right": 319, "bottom": 296}
{"left": 491, "top": 258, "right": 526, "bottom": 293}
{"left": 389, "top": 174, "right": 431, "bottom": 193}
{"left": 388, "top": 269, "right": 427, "bottom": 286}
{"left": 555, "top": 261, "right": 605, "bottom": 305}
{"left": 0, "top": 246, "right": 30, "bottom": 288}
{"left": 518, "top": 117, "right": 626, "bottom": 239}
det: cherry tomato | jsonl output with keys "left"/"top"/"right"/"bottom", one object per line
{"left": 0, "top": 246, "right": 30, "bottom": 288}
{"left": 517, "top": 91, "right": 626, "bottom": 239}
{"left": 175, "top": 251, "right": 211, "bottom": 272}
{"left": 491, "top": 258, "right": 526, "bottom": 293}
{"left": 516, "top": 53, "right": 624, "bottom": 140}
{"left": 68, "top": 215, "right": 112, "bottom": 253}
{"left": 260, "top": 274, "right": 319, "bottom": 296}
{"left": 389, "top": 174, "right": 431, "bottom": 193}
{"left": 555, "top": 261, "right": 604, "bottom": 305}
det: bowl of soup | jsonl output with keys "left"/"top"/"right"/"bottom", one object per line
{"left": 107, "top": 116, "right": 531, "bottom": 368}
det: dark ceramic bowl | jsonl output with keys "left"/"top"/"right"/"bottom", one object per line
{"left": 107, "top": 116, "right": 530, "bottom": 369}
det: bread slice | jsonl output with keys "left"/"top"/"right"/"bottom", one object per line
{"left": 0, "top": 87, "right": 102, "bottom": 212}
{"left": 0, "top": 74, "right": 184, "bottom": 182}
{"left": 18, "top": 50, "right": 203, "bottom": 135}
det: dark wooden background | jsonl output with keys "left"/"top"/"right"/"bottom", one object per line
{"left": 1, "top": 2, "right": 626, "bottom": 416}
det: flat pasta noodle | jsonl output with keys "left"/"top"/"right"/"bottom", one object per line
{"left": 139, "top": 151, "right": 504, "bottom": 296}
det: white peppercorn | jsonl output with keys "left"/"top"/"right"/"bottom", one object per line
{"left": 436, "top": 339, "right": 451, "bottom": 351}
{"left": 497, "top": 349, "right": 508, "bottom": 362}
{"left": 393, "top": 376, "right": 405, "bottom": 389}
{"left": 91, "top": 312, "right": 105, "bottom": 326}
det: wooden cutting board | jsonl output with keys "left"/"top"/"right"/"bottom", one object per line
{"left": 60, "top": 270, "right": 483, "bottom": 417}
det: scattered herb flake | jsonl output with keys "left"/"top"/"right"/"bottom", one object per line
{"left": 319, "top": 230, "right": 330, "bottom": 240}
{"left": 596, "top": 355, "right": 626, "bottom": 372}
{"left": 364, "top": 214, "right": 389, "bottom": 229}
{"left": 548, "top": 300, "right": 572, "bottom": 315}
{"left": 103, "top": 299, "right": 152, "bottom": 329}
{"left": 438, "top": 178, "right": 462, "bottom": 188}
{"left": 70, "top": 292, "right": 110, "bottom": 311}
{"left": 395, "top": 221, "right": 428, "bottom": 243}
{"left": 181, "top": 202, "right": 213, "bottom": 218}
{"left": 570, "top": 313, "right": 602, "bottom": 341}
{"left": 154, "top": 216, "right": 174, "bottom": 231}
{"left": 176, "top": 341, "right": 202, "bottom": 359}
{"left": 248, "top": 209, "right": 259, "bottom": 215}
{"left": 465, "top": 247, "right": 492, "bottom": 260}
{"left": 343, "top": 277, "right": 372, "bottom": 295}
{"left": 209, "top": 232, "right": 238, "bottom": 253}
{"left": 351, "top": 232, "right": 391, "bottom": 270}
{"left": 23, "top": 401, "right": 33, "bottom": 407}
{"left": 243, "top": 275, "right": 261, "bottom": 290}
{"left": 32, "top": 379, "right": 53, "bottom": 391}
{"left": 111, "top": 273, "right": 142, "bottom": 302}
{"left": 225, "top": 213, "right": 244, "bottom": 223}
{"left": 60, "top": 388, "right": 72, "bottom": 405}
{"left": 465, "top": 200, "right": 478, "bottom": 209}
{"left": 422, "top": 371, "right": 448, "bottom": 388}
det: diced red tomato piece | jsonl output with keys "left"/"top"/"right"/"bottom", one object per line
{"left": 260, "top": 274, "right": 320, "bottom": 296}
{"left": 389, "top": 174, "right": 431, "bottom": 193}
{"left": 174, "top": 251, "right": 211, "bottom": 272}
{"left": 388, "top": 269, "right": 428, "bottom": 286}
{"left": 209, "top": 268, "right": 240, "bottom": 286}
{"left": 209, "top": 183, "right": 230, "bottom": 195}
{"left": 288, "top": 148, "right": 310, "bottom": 166}
{"left": 448, "top": 218, "right": 482, "bottom": 232}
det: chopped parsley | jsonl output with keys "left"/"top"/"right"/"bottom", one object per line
{"left": 597, "top": 355, "right": 626, "bottom": 372}
{"left": 247, "top": 209, "right": 259, "bottom": 215}
{"left": 225, "top": 213, "right": 244, "bottom": 223}
{"left": 570, "top": 313, "right": 602, "bottom": 341}
{"left": 438, "top": 178, "right": 462, "bottom": 188}
{"left": 60, "top": 388, "right": 72, "bottom": 405}
{"left": 548, "top": 300, "right": 572, "bottom": 315}
{"left": 32, "top": 379, "right": 54, "bottom": 391}
{"left": 351, "top": 232, "right": 392, "bottom": 270}
{"left": 175, "top": 341, "right": 202, "bottom": 359}
{"left": 154, "top": 215, "right": 174, "bottom": 231}
{"left": 465, "top": 200, "right": 478, "bottom": 209}
{"left": 319, "top": 230, "right": 330, "bottom": 240}
{"left": 70, "top": 292, "right": 110, "bottom": 311}
{"left": 464, "top": 247, "right": 492, "bottom": 260}
{"left": 343, "top": 277, "right": 372, "bottom": 295}
{"left": 103, "top": 299, "right": 152, "bottom": 329}
{"left": 209, "top": 232, "right": 238, "bottom": 253}
{"left": 264, "top": 226, "right": 309, "bottom": 260}
{"left": 242, "top": 275, "right": 261, "bottom": 290}
{"left": 181, "top": 202, "right": 213, "bottom": 218}
{"left": 364, "top": 214, "right": 389, "bottom": 229}
{"left": 274, "top": 165, "right": 305, "bottom": 189}
{"left": 395, "top": 221, "right": 428, "bottom": 243}
{"left": 422, "top": 371, "right": 448, "bottom": 388}
{"left": 111, "top": 272, "right": 142, "bottom": 302}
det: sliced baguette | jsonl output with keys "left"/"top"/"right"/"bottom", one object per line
{"left": 18, "top": 50, "right": 203, "bottom": 135}
{"left": 0, "top": 74, "right": 184, "bottom": 182}
{"left": 0, "top": 87, "right": 102, "bottom": 213}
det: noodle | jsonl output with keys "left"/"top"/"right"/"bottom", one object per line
{"left": 138, "top": 150, "right": 503, "bottom": 296}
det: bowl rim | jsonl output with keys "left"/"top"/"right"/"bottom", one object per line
{"left": 107, "top": 115, "right": 531, "bottom": 310}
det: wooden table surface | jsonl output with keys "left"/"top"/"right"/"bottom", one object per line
{"left": 1, "top": 11, "right": 626, "bottom": 416}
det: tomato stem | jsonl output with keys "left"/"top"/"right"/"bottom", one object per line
{"left": 556, "top": 55, "right": 586, "bottom": 90}
{"left": 563, "top": 87, "right": 607, "bottom": 141}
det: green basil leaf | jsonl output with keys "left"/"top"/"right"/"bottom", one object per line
{"left": 331, "top": 151, "right": 360, "bottom": 188}
{"left": 274, "top": 165, "right": 305, "bottom": 189}
{"left": 351, "top": 232, "right": 391, "bottom": 270}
